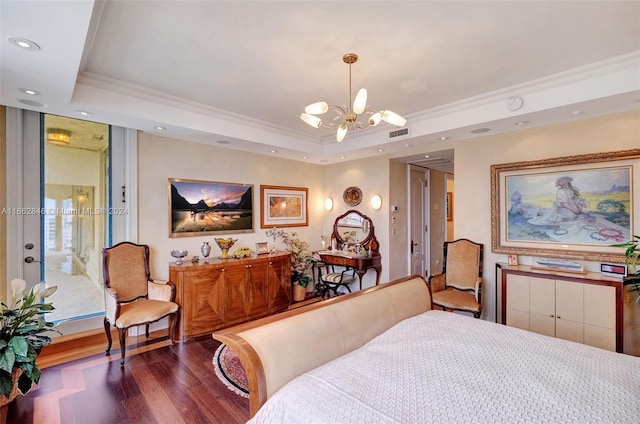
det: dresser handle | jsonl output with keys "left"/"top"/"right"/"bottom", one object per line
{"left": 557, "top": 315, "right": 562, "bottom": 319}
{"left": 549, "top": 314, "right": 554, "bottom": 318}
{"left": 246, "top": 265, "right": 252, "bottom": 268}
{"left": 221, "top": 268, "right": 225, "bottom": 272}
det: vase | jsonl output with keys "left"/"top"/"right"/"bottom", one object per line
{"left": 293, "top": 284, "right": 307, "bottom": 302}
{"left": 214, "top": 238, "right": 237, "bottom": 259}
{"left": 201, "top": 242, "right": 211, "bottom": 258}
{"left": 0, "top": 369, "right": 23, "bottom": 424}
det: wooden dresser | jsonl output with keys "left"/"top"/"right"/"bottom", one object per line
{"left": 169, "top": 252, "right": 291, "bottom": 340}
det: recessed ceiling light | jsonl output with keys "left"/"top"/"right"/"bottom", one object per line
{"left": 18, "top": 99, "right": 46, "bottom": 108}
{"left": 339, "top": 156, "right": 345, "bottom": 160}
{"left": 75, "top": 110, "right": 92, "bottom": 117}
{"left": 269, "top": 150, "right": 277, "bottom": 153}
{"left": 515, "top": 121, "right": 529, "bottom": 126}
{"left": 302, "top": 156, "right": 308, "bottom": 159}
{"left": 572, "top": 110, "right": 584, "bottom": 115}
{"left": 8, "top": 37, "right": 40, "bottom": 50}
{"left": 216, "top": 140, "right": 230, "bottom": 144}
{"left": 439, "top": 136, "right": 448, "bottom": 140}
{"left": 19, "top": 88, "right": 40, "bottom": 95}
{"left": 404, "top": 143, "right": 411, "bottom": 147}
{"left": 470, "top": 128, "right": 490, "bottom": 134}
{"left": 154, "top": 126, "right": 166, "bottom": 130}
{"left": 377, "top": 149, "right": 384, "bottom": 152}
{"left": 424, "top": 155, "right": 430, "bottom": 158}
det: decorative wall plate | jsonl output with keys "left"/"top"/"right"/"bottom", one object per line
{"left": 343, "top": 186, "right": 363, "bottom": 207}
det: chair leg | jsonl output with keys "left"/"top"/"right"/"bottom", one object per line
{"left": 168, "top": 313, "right": 177, "bottom": 345}
{"left": 119, "top": 328, "right": 127, "bottom": 367}
{"left": 473, "top": 311, "right": 481, "bottom": 319}
{"left": 104, "top": 318, "right": 112, "bottom": 355}
{"left": 145, "top": 324, "right": 150, "bottom": 338}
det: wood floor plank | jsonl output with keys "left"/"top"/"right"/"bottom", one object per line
{"left": 8, "top": 337, "right": 250, "bottom": 423}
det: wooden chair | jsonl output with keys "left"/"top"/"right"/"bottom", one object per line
{"left": 102, "top": 242, "right": 179, "bottom": 366}
{"left": 428, "top": 238, "right": 483, "bottom": 318}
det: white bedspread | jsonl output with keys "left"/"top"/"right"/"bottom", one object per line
{"left": 248, "top": 310, "right": 640, "bottom": 423}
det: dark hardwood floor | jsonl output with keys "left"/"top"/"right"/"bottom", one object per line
{"left": 8, "top": 336, "right": 250, "bottom": 424}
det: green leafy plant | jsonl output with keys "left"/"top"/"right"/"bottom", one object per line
{"left": 0, "top": 279, "right": 58, "bottom": 398}
{"left": 611, "top": 235, "right": 640, "bottom": 303}
{"left": 282, "top": 232, "right": 314, "bottom": 288}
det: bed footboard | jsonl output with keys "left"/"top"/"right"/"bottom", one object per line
{"left": 213, "top": 274, "right": 432, "bottom": 417}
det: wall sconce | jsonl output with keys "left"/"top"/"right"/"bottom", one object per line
{"left": 47, "top": 128, "right": 71, "bottom": 146}
{"left": 371, "top": 194, "right": 382, "bottom": 210}
{"left": 324, "top": 197, "right": 334, "bottom": 211}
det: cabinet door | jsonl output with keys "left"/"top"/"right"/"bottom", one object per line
{"left": 555, "top": 280, "right": 584, "bottom": 344}
{"left": 529, "top": 277, "right": 556, "bottom": 338}
{"left": 583, "top": 284, "right": 616, "bottom": 351}
{"left": 506, "top": 274, "right": 530, "bottom": 330}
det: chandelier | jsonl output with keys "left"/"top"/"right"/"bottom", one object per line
{"left": 300, "top": 53, "right": 406, "bottom": 142}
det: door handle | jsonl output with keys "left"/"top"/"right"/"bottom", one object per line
{"left": 411, "top": 240, "right": 418, "bottom": 254}
{"left": 24, "top": 256, "right": 41, "bottom": 264}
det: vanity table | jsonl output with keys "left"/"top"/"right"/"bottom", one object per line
{"left": 317, "top": 210, "right": 382, "bottom": 290}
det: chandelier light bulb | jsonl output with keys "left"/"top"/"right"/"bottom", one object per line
{"left": 300, "top": 113, "right": 322, "bottom": 128}
{"left": 369, "top": 112, "right": 382, "bottom": 126}
{"left": 305, "top": 101, "right": 329, "bottom": 115}
{"left": 381, "top": 110, "right": 407, "bottom": 127}
{"left": 353, "top": 88, "right": 367, "bottom": 114}
{"left": 336, "top": 124, "right": 348, "bottom": 142}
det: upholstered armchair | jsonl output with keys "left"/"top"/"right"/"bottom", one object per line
{"left": 102, "top": 242, "right": 179, "bottom": 366}
{"left": 428, "top": 238, "right": 483, "bottom": 318}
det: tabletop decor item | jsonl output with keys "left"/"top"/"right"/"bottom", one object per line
{"left": 201, "top": 242, "right": 211, "bottom": 259}
{"left": 1, "top": 279, "right": 59, "bottom": 418}
{"left": 215, "top": 238, "right": 238, "bottom": 259}
{"left": 611, "top": 234, "right": 640, "bottom": 303}
{"left": 170, "top": 250, "right": 188, "bottom": 265}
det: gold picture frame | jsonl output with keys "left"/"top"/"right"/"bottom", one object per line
{"left": 491, "top": 149, "right": 640, "bottom": 263}
{"left": 260, "top": 185, "right": 309, "bottom": 228}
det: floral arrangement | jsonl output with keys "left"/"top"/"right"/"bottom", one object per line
{"left": 1, "top": 279, "right": 58, "bottom": 399}
{"left": 282, "top": 232, "right": 314, "bottom": 288}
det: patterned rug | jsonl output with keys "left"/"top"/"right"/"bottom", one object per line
{"left": 213, "top": 343, "right": 249, "bottom": 398}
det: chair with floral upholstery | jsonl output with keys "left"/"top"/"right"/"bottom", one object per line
{"left": 428, "top": 238, "right": 483, "bottom": 318}
{"left": 102, "top": 242, "right": 179, "bottom": 366}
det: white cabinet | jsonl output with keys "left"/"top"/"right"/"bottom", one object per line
{"left": 503, "top": 268, "right": 621, "bottom": 352}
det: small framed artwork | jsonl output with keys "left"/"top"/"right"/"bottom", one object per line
{"left": 600, "top": 263, "right": 627, "bottom": 279}
{"left": 260, "top": 185, "right": 309, "bottom": 228}
{"left": 508, "top": 254, "right": 519, "bottom": 266}
{"left": 256, "top": 242, "right": 269, "bottom": 255}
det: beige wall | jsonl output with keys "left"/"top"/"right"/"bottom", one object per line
{"left": 0, "top": 106, "right": 5, "bottom": 298}
{"left": 450, "top": 110, "right": 640, "bottom": 321}
{"left": 388, "top": 159, "right": 409, "bottom": 280}
{"left": 322, "top": 156, "right": 391, "bottom": 288}
{"left": 137, "top": 134, "right": 325, "bottom": 281}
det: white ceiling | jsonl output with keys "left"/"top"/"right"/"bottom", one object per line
{"left": 1, "top": 0, "right": 639, "bottom": 172}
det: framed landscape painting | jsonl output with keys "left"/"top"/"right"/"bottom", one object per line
{"left": 491, "top": 149, "right": 640, "bottom": 263}
{"left": 260, "top": 185, "right": 308, "bottom": 228}
{"left": 169, "top": 178, "right": 253, "bottom": 237}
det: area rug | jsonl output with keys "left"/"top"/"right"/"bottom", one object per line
{"left": 213, "top": 343, "right": 249, "bottom": 398}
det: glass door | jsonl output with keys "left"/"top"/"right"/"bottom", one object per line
{"left": 37, "top": 114, "right": 110, "bottom": 322}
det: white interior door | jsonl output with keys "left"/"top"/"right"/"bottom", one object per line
{"left": 410, "top": 166, "right": 428, "bottom": 277}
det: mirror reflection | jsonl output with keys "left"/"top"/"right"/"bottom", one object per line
{"left": 331, "top": 210, "right": 379, "bottom": 254}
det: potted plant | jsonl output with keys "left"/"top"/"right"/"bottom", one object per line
{"left": 282, "top": 232, "right": 314, "bottom": 301}
{"left": 612, "top": 235, "right": 640, "bottom": 303}
{"left": 1, "top": 279, "right": 58, "bottom": 421}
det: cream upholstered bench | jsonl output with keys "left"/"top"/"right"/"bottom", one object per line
{"left": 213, "top": 274, "right": 433, "bottom": 417}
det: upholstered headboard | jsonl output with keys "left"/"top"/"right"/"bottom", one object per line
{"left": 213, "top": 274, "right": 432, "bottom": 416}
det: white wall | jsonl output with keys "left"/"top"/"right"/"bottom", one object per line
{"left": 452, "top": 110, "right": 640, "bottom": 321}
{"left": 138, "top": 134, "right": 325, "bottom": 281}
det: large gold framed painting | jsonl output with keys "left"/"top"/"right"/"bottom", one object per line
{"left": 168, "top": 178, "right": 254, "bottom": 237}
{"left": 491, "top": 149, "right": 640, "bottom": 263}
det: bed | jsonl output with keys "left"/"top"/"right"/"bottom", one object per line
{"left": 213, "top": 275, "right": 640, "bottom": 423}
